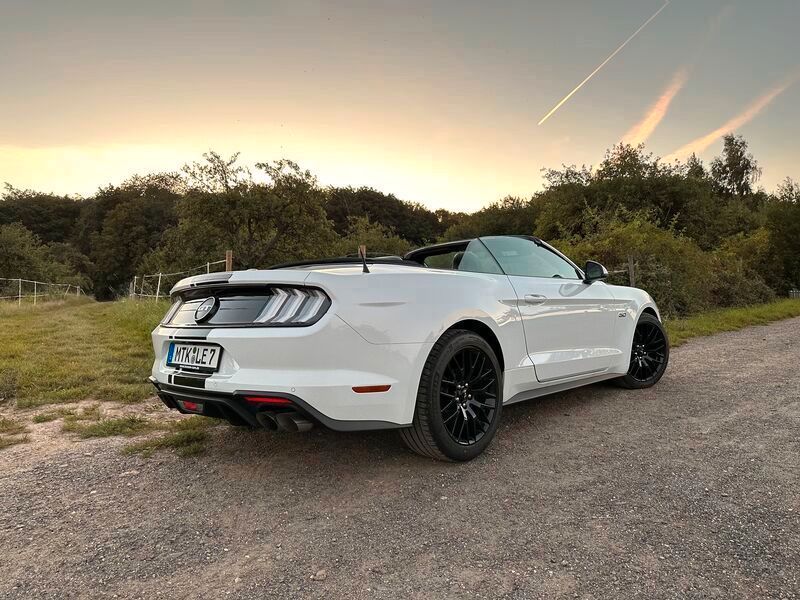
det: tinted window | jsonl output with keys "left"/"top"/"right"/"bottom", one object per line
{"left": 419, "top": 240, "right": 503, "bottom": 274}
{"left": 423, "top": 251, "right": 461, "bottom": 269}
{"left": 457, "top": 240, "right": 504, "bottom": 274}
{"left": 481, "top": 236, "right": 579, "bottom": 279}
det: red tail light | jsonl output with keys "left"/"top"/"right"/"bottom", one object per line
{"left": 244, "top": 396, "right": 293, "bottom": 406}
{"left": 183, "top": 401, "right": 200, "bottom": 411}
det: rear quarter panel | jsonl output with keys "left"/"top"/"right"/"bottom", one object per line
{"left": 305, "top": 266, "right": 530, "bottom": 369}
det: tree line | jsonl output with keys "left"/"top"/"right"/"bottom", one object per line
{"left": 1, "top": 135, "right": 798, "bottom": 315}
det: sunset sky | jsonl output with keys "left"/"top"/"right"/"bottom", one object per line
{"left": 1, "top": 0, "right": 798, "bottom": 211}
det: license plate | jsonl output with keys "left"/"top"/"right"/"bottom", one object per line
{"left": 167, "top": 343, "right": 222, "bottom": 371}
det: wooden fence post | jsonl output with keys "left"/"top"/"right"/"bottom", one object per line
{"left": 627, "top": 256, "right": 636, "bottom": 288}
{"left": 155, "top": 273, "right": 162, "bottom": 301}
{"left": 225, "top": 250, "right": 233, "bottom": 272}
{"left": 18, "top": 278, "right": 22, "bottom": 306}
{"left": 33, "top": 281, "right": 37, "bottom": 305}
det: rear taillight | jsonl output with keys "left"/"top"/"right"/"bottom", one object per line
{"left": 161, "top": 299, "right": 184, "bottom": 325}
{"left": 163, "top": 286, "right": 330, "bottom": 328}
{"left": 254, "top": 288, "right": 329, "bottom": 325}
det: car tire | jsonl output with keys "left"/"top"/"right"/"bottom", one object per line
{"left": 615, "top": 312, "right": 670, "bottom": 389}
{"left": 400, "top": 329, "right": 503, "bottom": 461}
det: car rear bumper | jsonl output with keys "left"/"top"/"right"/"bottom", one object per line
{"left": 150, "top": 314, "right": 432, "bottom": 428}
{"left": 149, "top": 377, "right": 404, "bottom": 431}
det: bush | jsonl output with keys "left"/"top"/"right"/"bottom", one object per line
{"left": 557, "top": 216, "right": 778, "bottom": 316}
{"left": 554, "top": 216, "right": 716, "bottom": 316}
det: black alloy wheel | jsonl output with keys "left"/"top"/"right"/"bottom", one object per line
{"left": 400, "top": 329, "right": 503, "bottom": 461}
{"left": 616, "top": 312, "right": 670, "bottom": 389}
{"left": 439, "top": 347, "right": 499, "bottom": 445}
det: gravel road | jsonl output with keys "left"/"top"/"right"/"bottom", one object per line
{"left": 1, "top": 319, "right": 799, "bottom": 599}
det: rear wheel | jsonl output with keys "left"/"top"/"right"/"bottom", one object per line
{"left": 616, "top": 312, "right": 669, "bottom": 389}
{"left": 400, "top": 329, "right": 502, "bottom": 461}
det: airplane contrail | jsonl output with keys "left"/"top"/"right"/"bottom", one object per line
{"left": 618, "top": 4, "right": 733, "bottom": 147}
{"left": 622, "top": 67, "right": 688, "bottom": 146}
{"left": 538, "top": 0, "right": 671, "bottom": 126}
{"left": 663, "top": 76, "right": 797, "bottom": 161}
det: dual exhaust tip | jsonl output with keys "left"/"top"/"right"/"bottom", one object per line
{"left": 256, "top": 410, "right": 314, "bottom": 433}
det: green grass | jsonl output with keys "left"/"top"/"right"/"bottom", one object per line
{"left": 0, "top": 298, "right": 168, "bottom": 408}
{"left": 29, "top": 403, "right": 159, "bottom": 438}
{"left": 57, "top": 404, "right": 159, "bottom": 438}
{"left": 665, "top": 299, "right": 800, "bottom": 347}
{"left": 0, "top": 416, "right": 28, "bottom": 435}
{"left": 0, "top": 436, "right": 28, "bottom": 450}
{"left": 32, "top": 409, "right": 70, "bottom": 423}
{"left": 0, "top": 416, "right": 29, "bottom": 449}
{"left": 64, "top": 415, "right": 159, "bottom": 438}
{"left": 123, "top": 416, "right": 219, "bottom": 457}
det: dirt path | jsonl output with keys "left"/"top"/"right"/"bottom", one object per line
{"left": 1, "top": 319, "right": 798, "bottom": 599}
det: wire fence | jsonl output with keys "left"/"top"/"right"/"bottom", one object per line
{"left": 0, "top": 278, "right": 84, "bottom": 305}
{"left": 129, "top": 259, "right": 228, "bottom": 300}
{"left": 790, "top": 289, "right": 800, "bottom": 299}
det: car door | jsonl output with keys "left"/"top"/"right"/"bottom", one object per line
{"left": 480, "top": 236, "right": 621, "bottom": 383}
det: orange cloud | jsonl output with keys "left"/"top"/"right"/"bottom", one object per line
{"left": 622, "top": 67, "right": 689, "bottom": 146}
{"left": 664, "top": 76, "right": 797, "bottom": 161}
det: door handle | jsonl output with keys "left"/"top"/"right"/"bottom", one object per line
{"left": 523, "top": 294, "right": 547, "bottom": 306}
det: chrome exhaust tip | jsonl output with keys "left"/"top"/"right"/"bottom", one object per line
{"left": 275, "top": 412, "right": 314, "bottom": 433}
{"left": 256, "top": 411, "right": 279, "bottom": 431}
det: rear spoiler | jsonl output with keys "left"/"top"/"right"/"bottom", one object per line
{"left": 267, "top": 256, "right": 419, "bottom": 270}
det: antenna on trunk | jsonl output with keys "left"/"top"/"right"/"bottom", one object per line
{"left": 358, "top": 245, "right": 370, "bottom": 273}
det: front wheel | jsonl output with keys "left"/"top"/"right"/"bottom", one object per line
{"left": 400, "top": 329, "right": 503, "bottom": 461}
{"left": 615, "top": 312, "right": 670, "bottom": 389}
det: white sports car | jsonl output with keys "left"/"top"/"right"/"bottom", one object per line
{"left": 150, "top": 235, "right": 669, "bottom": 461}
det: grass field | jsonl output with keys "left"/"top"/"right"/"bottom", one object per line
{"left": 664, "top": 298, "right": 800, "bottom": 347}
{"left": 1, "top": 296, "right": 800, "bottom": 453}
{"left": 0, "top": 298, "right": 167, "bottom": 408}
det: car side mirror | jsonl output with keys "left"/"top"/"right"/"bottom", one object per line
{"left": 583, "top": 260, "right": 608, "bottom": 283}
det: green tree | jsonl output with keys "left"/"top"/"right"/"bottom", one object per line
{"left": 325, "top": 186, "right": 441, "bottom": 245}
{"left": 0, "top": 223, "right": 86, "bottom": 285}
{"left": 710, "top": 134, "right": 762, "bottom": 198}
{"left": 332, "top": 216, "right": 412, "bottom": 257}
{"left": 143, "top": 154, "right": 338, "bottom": 273}
{"left": 0, "top": 185, "right": 82, "bottom": 244}
{"left": 90, "top": 191, "right": 178, "bottom": 299}
{"left": 534, "top": 143, "right": 760, "bottom": 249}
{"left": 441, "top": 196, "right": 537, "bottom": 241}
{"left": 764, "top": 179, "right": 800, "bottom": 292}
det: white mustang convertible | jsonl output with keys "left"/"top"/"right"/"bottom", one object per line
{"left": 150, "top": 235, "right": 669, "bottom": 461}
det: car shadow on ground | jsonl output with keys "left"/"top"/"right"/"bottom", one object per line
{"left": 195, "top": 379, "right": 629, "bottom": 480}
